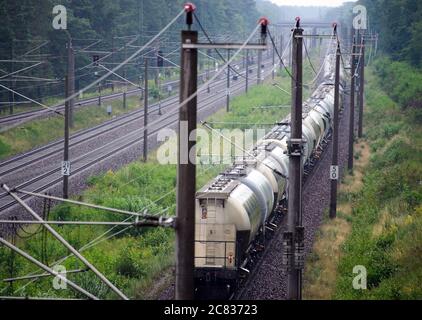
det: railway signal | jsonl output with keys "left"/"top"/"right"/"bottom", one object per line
{"left": 157, "top": 50, "right": 164, "bottom": 67}
{"left": 93, "top": 55, "right": 100, "bottom": 66}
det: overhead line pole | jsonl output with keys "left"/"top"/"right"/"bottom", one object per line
{"left": 257, "top": 49, "right": 262, "bottom": 84}
{"left": 285, "top": 18, "right": 304, "bottom": 301}
{"left": 329, "top": 33, "right": 341, "bottom": 219}
{"left": 175, "top": 5, "right": 197, "bottom": 300}
{"left": 9, "top": 40, "right": 14, "bottom": 115}
{"left": 348, "top": 35, "right": 356, "bottom": 172}
{"left": 245, "top": 50, "right": 249, "bottom": 93}
{"left": 143, "top": 57, "right": 149, "bottom": 162}
{"left": 63, "top": 75, "right": 70, "bottom": 199}
{"left": 358, "top": 37, "right": 365, "bottom": 138}
{"left": 280, "top": 32, "right": 283, "bottom": 74}
{"left": 272, "top": 38, "right": 276, "bottom": 80}
{"left": 67, "top": 39, "right": 75, "bottom": 128}
{"left": 226, "top": 49, "right": 231, "bottom": 112}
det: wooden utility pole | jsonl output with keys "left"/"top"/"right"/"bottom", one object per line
{"left": 175, "top": 29, "right": 198, "bottom": 301}
{"left": 348, "top": 36, "right": 356, "bottom": 172}
{"left": 143, "top": 58, "right": 148, "bottom": 162}
{"left": 226, "top": 49, "right": 231, "bottom": 112}
{"left": 245, "top": 50, "right": 249, "bottom": 93}
{"left": 329, "top": 41, "right": 341, "bottom": 219}
{"left": 67, "top": 39, "right": 75, "bottom": 128}
{"left": 285, "top": 20, "right": 304, "bottom": 301}
{"left": 358, "top": 37, "right": 365, "bottom": 138}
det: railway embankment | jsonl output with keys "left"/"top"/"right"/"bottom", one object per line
{"left": 304, "top": 64, "right": 422, "bottom": 300}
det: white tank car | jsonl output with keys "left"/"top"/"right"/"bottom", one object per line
{"left": 234, "top": 147, "right": 287, "bottom": 211}
{"left": 195, "top": 165, "right": 273, "bottom": 272}
{"left": 194, "top": 39, "right": 348, "bottom": 297}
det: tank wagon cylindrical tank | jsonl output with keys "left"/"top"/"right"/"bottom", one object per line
{"left": 194, "top": 40, "right": 347, "bottom": 298}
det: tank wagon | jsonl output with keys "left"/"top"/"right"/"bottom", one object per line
{"left": 194, "top": 41, "right": 346, "bottom": 299}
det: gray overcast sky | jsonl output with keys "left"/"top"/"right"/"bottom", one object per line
{"left": 268, "top": 0, "right": 357, "bottom": 7}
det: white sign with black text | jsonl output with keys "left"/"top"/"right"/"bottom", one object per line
{"left": 330, "top": 165, "right": 339, "bottom": 180}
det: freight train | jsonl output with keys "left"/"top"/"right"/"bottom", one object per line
{"left": 193, "top": 39, "right": 347, "bottom": 299}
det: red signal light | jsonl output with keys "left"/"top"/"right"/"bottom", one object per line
{"left": 259, "top": 17, "right": 270, "bottom": 26}
{"left": 184, "top": 2, "right": 196, "bottom": 13}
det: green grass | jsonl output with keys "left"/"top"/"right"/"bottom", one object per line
{"left": 333, "top": 63, "right": 422, "bottom": 300}
{"left": 0, "top": 73, "right": 293, "bottom": 299}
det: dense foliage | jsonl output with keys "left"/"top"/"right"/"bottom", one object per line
{"left": 359, "top": 0, "right": 422, "bottom": 66}
{"left": 334, "top": 67, "right": 422, "bottom": 299}
{"left": 373, "top": 57, "right": 422, "bottom": 109}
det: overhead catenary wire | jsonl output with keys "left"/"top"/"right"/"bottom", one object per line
{"left": 201, "top": 121, "right": 288, "bottom": 179}
{"left": 3, "top": 268, "right": 89, "bottom": 283}
{"left": 304, "top": 35, "right": 336, "bottom": 87}
{"left": 7, "top": 163, "right": 223, "bottom": 296}
{"left": 193, "top": 12, "right": 250, "bottom": 82}
{"left": 13, "top": 189, "right": 165, "bottom": 220}
{"left": 118, "top": 23, "right": 261, "bottom": 144}
{"left": 67, "top": 9, "right": 185, "bottom": 98}
{"left": 0, "top": 237, "right": 98, "bottom": 300}
{"left": 1, "top": 184, "right": 129, "bottom": 300}
{"left": 0, "top": 220, "right": 159, "bottom": 227}
{"left": 0, "top": 62, "right": 44, "bottom": 80}
{"left": 303, "top": 38, "right": 318, "bottom": 75}
{"left": 98, "top": 64, "right": 144, "bottom": 90}
{"left": 267, "top": 27, "right": 294, "bottom": 80}
{"left": 0, "top": 84, "right": 63, "bottom": 116}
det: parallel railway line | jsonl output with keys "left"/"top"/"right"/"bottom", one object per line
{"left": 0, "top": 58, "right": 276, "bottom": 213}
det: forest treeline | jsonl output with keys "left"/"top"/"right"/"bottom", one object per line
{"left": 0, "top": 0, "right": 259, "bottom": 104}
{"left": 359, "top": 0, "right": 422, "bottom": 67}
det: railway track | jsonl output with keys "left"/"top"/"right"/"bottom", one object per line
{"left": 0, "top": 59, "right": 245, "bottom": 128}
{"left": 0, "top": 88, "right": 139, "bottom": 126}
{"left": 0, "top": 58, "right": 275, "bottom": 214}
{"left": 232, "top": 134, "right": 332, "bottom": 300}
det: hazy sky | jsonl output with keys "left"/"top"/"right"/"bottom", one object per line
{"left": 268, "top": 0, "right": 357, "bottom": 7}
